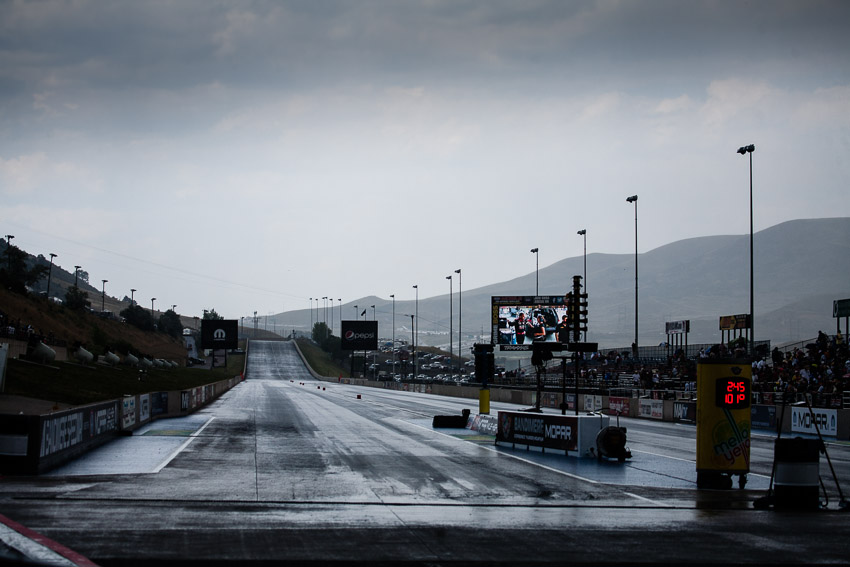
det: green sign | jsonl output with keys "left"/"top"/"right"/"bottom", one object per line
{"left": 834, "top": 299, "right": 850, "bottom": 318}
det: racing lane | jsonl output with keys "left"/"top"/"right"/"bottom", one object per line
{"left": 1, "top": 340, "right": 849, "bottom": 566}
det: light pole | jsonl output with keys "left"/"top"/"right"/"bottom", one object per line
{"left": 412, "top": 285, "right": 419, "bottom": 378}
{"left": 323, "top": 297, "right": 328, "bottom": 325}
{"left": 390, "top": 294, "right": 395, "bottom": 377}
{"left": 46, "top": 253, "right": 57, "bottom": 298}
{"left": 738, "top": 143, "right": 756, "bottom": 356}
{"left": 530, "top": 248, "right": 539, "bottom": 295}
{"left": 408, "top": 314, "right": 415, "bottom": 375}
{"left": 455, "top": 268, "right": 462, "bottom": 370}
{"left": 74, "top": 265, "right": 81, "bottom": 287}
{"left": 626, "top": 195, "right": 638, "bottom": 356}
{"left": 354, "top": 305, "right": 358, "bottom": 320}
{"left": 330, "top": 298, "right": 335, "bottom": 335}
{"left": 371, "top": 305, "right": 376, "bottom": 320}
{"left": 131, "top": 288, "right": 136, "bottom": 305}
{"left": 151, "top": 297, "right": 156, "bottom": 321}
{"left": 4, "top": 235, "right": 13, "bottom": 271}
{"left": 577, "top": 230, "right": 587, "bottom": 340}
{"left": 309, "top": 297, "right": 313, "bottom": 331}
{"left": 101, "top": 279, "right": 108, "bottom": 312}
{"left": 338, "top": 299, "right": 342, "bottom": 333}
{"left": 446, "top": 275, "right": 453, "bottom": 369}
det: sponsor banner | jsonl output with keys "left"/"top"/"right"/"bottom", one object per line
{"left": 496, "top": 411, "right": 578, "bottom": 452}
{"left": 180, "top": 391, "right": 190, "bottom": 411}
{"left": 583, "top": 394, "right": 603, "bottom": 412}
{"left": 791, "top": 407, "right": 837, "bottom": 436}
{"left": 751, "top": 405, "right": 777, "bottom": 430}
{"left": 200, "top": 319, "right": 239, "bottom": 350}
{"left": 152, "top": 392, "right": 169, "bottom": 416}
{"left": 122, "top": 396, "right": 136, "bottom": 429}
{"left": 139, "top": 394, "right": 151, "bottom": 423}
{"left": 608, "top": 396, "right": 631, "bottom": 416}
{"left": 467, "top": 414, "right": 499, "bottom": 436}
{"left": 665, "top": 320, "right": 690, "bottom": 335}
{"left": 673, "top": 401, "right": 696, "bottom": 423}
{"left": 539, "top": 392, "right": 561, "bottom": 409}
{"left": 340, "top": 320, "right": 379, "bottom": 351}
{"left": 719, "top": 314, "right": 750, "bottom": 331}
{"left": 39, "top": 401, "right": 118, "bottom": 458}
{"left": 639, "top": 399, "right": 664, "bottom": 419}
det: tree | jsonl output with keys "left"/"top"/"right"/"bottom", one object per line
{"left": 0, "top": 244, "right": 48, "bottom": 294}
{"left": 312, "top": 322, "right": 330, "bottom": 343}
{"left": 158, "top": 309, "right": 183, "bottom": 338}
{"left": 64, "top": 286, "right": 91, "bottom": 311}
{"left": 120, "top": 303, "right": 155, "bottom": 332}
{"left": 203, "top": 309, "right": 223, "bottom": 321}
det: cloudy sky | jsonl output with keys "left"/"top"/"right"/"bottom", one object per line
{"left": 2, "top": 0, "right": 849, "bottom": 321}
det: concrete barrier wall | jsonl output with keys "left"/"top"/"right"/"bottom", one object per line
{"left": 0, "top": 374, "right": 244, "bottom": 475}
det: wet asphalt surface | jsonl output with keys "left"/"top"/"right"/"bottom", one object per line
{"left": 2, "top": 340, "right": 849, "bottom": 566}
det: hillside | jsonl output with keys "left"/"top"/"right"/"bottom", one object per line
{"left": 0, "top": 287, "right": 187, "bottom": 361}
{"left": 277, "top": 217, "right": 850, "bottom": 348}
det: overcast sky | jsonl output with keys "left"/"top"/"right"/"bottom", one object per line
{"left": 2, "top": 0, "right": 849, "bottom": 321}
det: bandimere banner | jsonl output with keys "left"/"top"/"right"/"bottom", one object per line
{"left": 496, "top": 411, "right": 578, "bottom": 452}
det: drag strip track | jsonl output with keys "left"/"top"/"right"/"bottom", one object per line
{"left": 2, "top": 340, "right": 850, "bottom": 566}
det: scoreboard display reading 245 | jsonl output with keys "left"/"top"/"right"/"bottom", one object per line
{"left": 714, "top": 377, "right": 751, "bottom": 409}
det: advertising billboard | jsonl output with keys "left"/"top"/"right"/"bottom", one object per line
{"left": 491, "top": 296, "right": 570, "bottom": 351}
{"left": 200, "top": 319, "right": 239, "bottom": 350}
{"left": 719, "top": 314, "right": 750, "bottom": 331}
{"left": 340, "top": 320, "right": 378, "bottom": 351}
{"left": 665, "top": 320, "right": 690, "bottom": 334}
{"left": 496, "top": 411, "right": 578, "bottom": 452}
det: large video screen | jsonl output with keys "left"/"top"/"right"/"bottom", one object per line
{"left": 491, "top": 296, "right": 570, "bottom": 351}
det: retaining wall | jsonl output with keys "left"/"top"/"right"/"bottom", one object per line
{"left": 0, "top": 375, "right": 243, "bottom": 475}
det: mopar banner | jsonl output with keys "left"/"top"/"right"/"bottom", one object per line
{"left": 200, "top": 319, "right": 239, "bottom": 350}
{"left": 340, "top": 320, "right": 378, "bottom": 351}
{"left": 496, "top": 411, "right": 578, "bottom": 452}
{"left": 791, "top": 406, "right": 837, "bottom": 437}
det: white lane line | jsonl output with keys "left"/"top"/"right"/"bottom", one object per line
{"left": 622, "top": 491, "right": 673, "bottom": 507}
{"left": 151, "top": 416, "right": 216, "bottom": 473}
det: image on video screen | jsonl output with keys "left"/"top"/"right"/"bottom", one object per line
{"left": 492, "top": 296, "right": 570, "bottom": 349}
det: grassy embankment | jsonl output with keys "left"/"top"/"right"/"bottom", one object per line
{"left": 0, "top": 287, "right": 244, "bottom": 406}
{"left": 295, "top": 339, "right": 349, "bottom": 379}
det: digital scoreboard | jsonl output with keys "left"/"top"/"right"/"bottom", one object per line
{"left": 696, "top": 359, "right": 752, "bottom": 489}
{"left": 715, "top": 377, "right": 751, "bottom": 409}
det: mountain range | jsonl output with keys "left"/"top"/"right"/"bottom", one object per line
{"left": 278, "top": 217, "right": 850, "bottom": 350}
{"left": 11, "top": 217, "right": 850, "bottom": 351}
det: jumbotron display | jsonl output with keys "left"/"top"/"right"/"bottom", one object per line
{"left": 491, "top": 295, "right": 571, "bottom": 351}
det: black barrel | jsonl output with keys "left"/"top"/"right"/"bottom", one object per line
{"left": 773, "top": 437, "right": 822, "bottom": 510}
